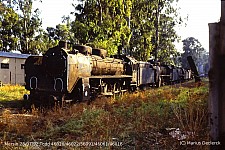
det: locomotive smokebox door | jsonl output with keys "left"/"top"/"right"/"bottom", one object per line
{"left": 82, "top": 78, "right": 90, "bottom": 101}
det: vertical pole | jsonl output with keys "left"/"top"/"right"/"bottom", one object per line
{"left": 209, "top": 1, "right": 225, "bottom": 149}
{"left": 221, "top": 1, "right": 225, "bottom": 22}
{"left": 218, "top": 1, "right": 225, "bottom": 147}
{"left": 208, "top": 23, "right": 220, "bottom": 148}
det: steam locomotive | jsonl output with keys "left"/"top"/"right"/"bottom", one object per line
{"left": 23, "top": 41, "right": 191, "bottom": 107}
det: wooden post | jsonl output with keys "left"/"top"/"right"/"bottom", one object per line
{"left": 209, "top": 1, "right": 225, "bottom": 149}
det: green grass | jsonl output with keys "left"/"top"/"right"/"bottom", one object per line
{"left": 0, "top": 81, "right": 209, "bottom": 149}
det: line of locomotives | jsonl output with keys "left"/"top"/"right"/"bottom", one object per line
{"left": 23, "top": 41, "right": 192, "bottom": 107}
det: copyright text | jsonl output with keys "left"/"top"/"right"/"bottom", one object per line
{"left": 180, "top": 140, "right": 220, "bottom": 146}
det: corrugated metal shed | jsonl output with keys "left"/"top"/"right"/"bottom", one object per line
{"left": 0, "top": 51, "right": 31, "bottom": 85}
{"left": 0, "top": 51, "right": 30, "bottom": 59}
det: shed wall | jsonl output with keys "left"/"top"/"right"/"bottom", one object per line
{"left": 0, "top": 56, "right": 26, "bottom": 85}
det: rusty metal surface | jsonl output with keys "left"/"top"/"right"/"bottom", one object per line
{"left": 91, "top": 55, "right": 124, "bottom": 75}
{"left": 92, "top": 48, "right": 107, "bottom": 58}
{"left": 172, "top": 68, "right": 179, "bottom": 81}
{"left": 89, "top": 75, "right": 132, "bottom": 79}
{"left": 137, "top": 61, "right": 155, "bottom": 85}
{"left": 24, "top": 41, "right": 194, "bottom": 109}
{"left": 73, "top": 45, "right": 92, "bottom": 55}
{"left": 67, "top": 53, "right": 91, "bottom": 92}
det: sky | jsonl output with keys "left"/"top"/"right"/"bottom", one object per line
{"left": 34, "top": 0, "right": 76, "bottom": 29}
{"left": 34, "top": 0, "right": 221, "bottom": 52}
{"left": 175, "top": 0, "right": 220, "bottom": 51}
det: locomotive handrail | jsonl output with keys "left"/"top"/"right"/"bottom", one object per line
{"left": 30, "top": 76, "right": 38, "bottom": 89}
{"left": 54, "top": 78, "right": 64, "bottom": 92}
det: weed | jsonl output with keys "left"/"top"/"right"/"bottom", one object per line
{"left": 0, "top": 82, "right": 209, "bottom": 149}
{"left": 0, "top": 85, "right": 28, "bottom": 101}
{"left": 169, "top": 86, "right": 209, "bottom": 141}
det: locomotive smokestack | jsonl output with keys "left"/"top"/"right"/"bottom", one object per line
{"left": 58, "top": 41, "right": 67, "bottom": 49}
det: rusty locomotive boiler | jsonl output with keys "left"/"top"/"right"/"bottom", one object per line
{"left": 23, "top": 41, "right": 192, "bottom": 107}
{"left": 91, "top": 49, "right": 124, "bottom": 75}
{"left": 24, "top": 41, "right": 133, "bottom": 107}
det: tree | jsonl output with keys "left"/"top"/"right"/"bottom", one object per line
{"left": 1, "top": 0, "right": 42, "bottom": 54}
{"left": 181, "top": 37, "right": 207, "bottom": 69}
{"left": 1, "top": 0, "right": 182, "bottom": 58}
{"left": 0, "top": 3, "right": 20, "bottom": 51}
{"left": 128, "top": 0, "right": 155, "bottom": 61}
{"left": 45, "top": 23, "right": 78, "bottom": 49}
{"left": 71, "top": 0, "right": 132, "bottom": 55}
{"left": 71, "top": 0, "right": 181, "bottom": 61}
{"left": 156, "top": 0, "right": 182, "bottom": 64}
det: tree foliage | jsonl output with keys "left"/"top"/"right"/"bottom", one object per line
{"left": 0, "top": 0, "right": 182, "bottom": 64}
{"left": 0, "top": 3, "right": 20, "bottom": 51}
{"left": 0, "top": 0, "right": 42, "bottom": 54}
{"left": 181, "top": 37, "right": 208, "bottom": 69}
{"left": 70, "top": 0, "right": 181, "bottom": 62}
{"left": 70, "top": 0, "right": 132, "bottom": 55}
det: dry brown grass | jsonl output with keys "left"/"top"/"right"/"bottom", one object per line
{"left": 0, "top": 81, "right": 209, "bottom": 149}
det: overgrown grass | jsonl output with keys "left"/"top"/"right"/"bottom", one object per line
{"left": 0, "top": 81, "right": 209, "bottom": 149}
{"left": 0, "top": 85, "right": 28, "bottom": 101}
{"left": 0, "top": 85, "right": 29, "bottom": 109}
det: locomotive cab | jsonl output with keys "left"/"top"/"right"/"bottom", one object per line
{"left": 111, "top": 55, "right": 138, "bottom": 88}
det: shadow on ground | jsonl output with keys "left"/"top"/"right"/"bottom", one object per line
{"left": 0, "top": 99, "right": 25, "bottom": 114}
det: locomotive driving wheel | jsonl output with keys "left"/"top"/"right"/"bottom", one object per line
{"left": 60, "top": 95, "right": 66, "bottom": 108}
{"left": 112, "top": 82, "right": 122, "bottom": 99}
{"left": 156, "top": 76, "right": 162, "bottom": 88}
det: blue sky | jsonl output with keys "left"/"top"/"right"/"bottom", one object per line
{"left": 34, "top": 0, "right": 221, "bottom": 51}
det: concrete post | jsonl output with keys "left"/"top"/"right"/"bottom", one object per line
{"left": 208, "top": 23, "right": 219, "bottom": 143}
{"left": 209, "top": 1, "right": 225, "bottom": 149}
{"left": 209, "top": 23, "right": 220, "bottom": 149}
{"left": 221, "top": 1, "right": 225, "bottom": 22}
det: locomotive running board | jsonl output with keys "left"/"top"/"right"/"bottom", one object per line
{"left": 90, "top": 75, "right": 132, "bottom": 79}
{"left": 101, "top": 92, "right": 113, "bottom": 96}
